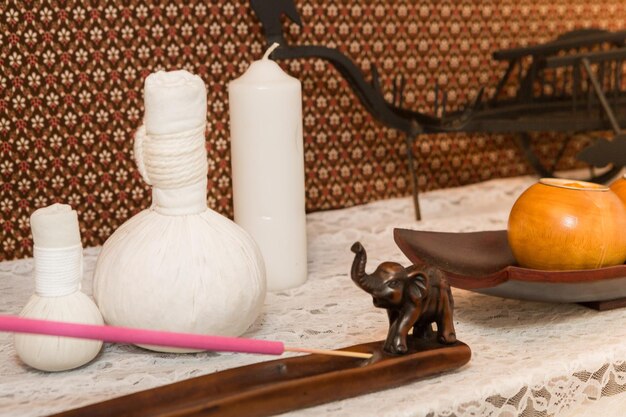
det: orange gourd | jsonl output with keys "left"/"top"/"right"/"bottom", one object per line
{"left": 610, "top": 174, "right": 626, "bottom": 205}
{"left": 508, "top": 178, "right": 626, "bottom": 270}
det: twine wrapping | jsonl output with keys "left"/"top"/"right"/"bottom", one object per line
{"left": 34, "top": 245, "right": 83, "bottom": 297}
{"left": 134, "top": 124, "right": 207, "bottom": 190}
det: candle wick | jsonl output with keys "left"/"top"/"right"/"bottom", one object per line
{"left": 262, "top": 42, "right": 280, "bottom": 60}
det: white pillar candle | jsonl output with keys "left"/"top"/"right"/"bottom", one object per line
{"left": 229, "top": 43, "right": 307, "bottom": 291}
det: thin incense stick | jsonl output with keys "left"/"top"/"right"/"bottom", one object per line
{"left": 0, "top": 315, "right": 371, "bottom": 359}
{"left": 285, "top": 346, "right": 372, "bottom": 359}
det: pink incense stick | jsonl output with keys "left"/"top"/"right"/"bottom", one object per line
{"left": 0, "top": 315, "right": 371, "bottom": 359}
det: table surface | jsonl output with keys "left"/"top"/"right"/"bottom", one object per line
{"left": 2, "top": 175, "right": 626, "bottom": 417}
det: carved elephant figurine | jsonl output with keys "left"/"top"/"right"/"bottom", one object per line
{"left": 350, "top": 242, "right": 456, "bottom": 354}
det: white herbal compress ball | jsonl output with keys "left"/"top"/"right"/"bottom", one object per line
{"left": 93, "top": 70, "right": 266, "bottom": 352}
{"left": 14, "top": 204, "right": 103, "bottom": 372}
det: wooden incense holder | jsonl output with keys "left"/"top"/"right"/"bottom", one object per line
{"left": 54, "top": 242, "right": 470, "bottom": 417}
{"left": 53, "top": 338, "right": 470, "bottom": 417}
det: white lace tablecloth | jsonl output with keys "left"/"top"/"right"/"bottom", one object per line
{"left": 2, "top": 175, "right": 626, "bottom": 417}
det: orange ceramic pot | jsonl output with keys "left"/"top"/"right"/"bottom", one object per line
{"left": 610, "top": 174, "right": 626, "bottom": 205}
{"left": 508, "top": 178, "right": 626, "bottom": 270}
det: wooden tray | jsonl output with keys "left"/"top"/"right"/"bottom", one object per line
{"left": 394, "top": 228, "right": 626, "bottom": 309}
{"left": 53, "top": 338, "right": 470, "bottom": 417}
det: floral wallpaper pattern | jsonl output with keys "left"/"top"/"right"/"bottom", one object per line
{"left": 1, "top": 1, "right": 625, "bottom": 260}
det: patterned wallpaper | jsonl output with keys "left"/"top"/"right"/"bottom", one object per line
{"left": 1, "top": 1, "right": 625, "bottom": 260}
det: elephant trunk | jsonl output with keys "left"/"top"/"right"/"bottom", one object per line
{"left": 350, "top": 242, "right": 380, "bottom": 294}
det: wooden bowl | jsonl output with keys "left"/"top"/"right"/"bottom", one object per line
{"left": 507, "top": 178, "right": 626, "bottom": 270}
{"left": 610, "top": 174, "right": 626, "bottom": 204}
{"left": 394, "top": 228, "right": 626, "bottom": 304}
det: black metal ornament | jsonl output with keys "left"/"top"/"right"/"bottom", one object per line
{"left": 250, "top": 1, "right": 626, "bottom": 219}
{"left": 250, "top": 0, "right": 302, "bottom": 45}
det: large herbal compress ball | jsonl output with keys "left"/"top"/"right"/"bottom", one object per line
{"left": 93, "top": 71, "right": 266, "bottom": 352}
